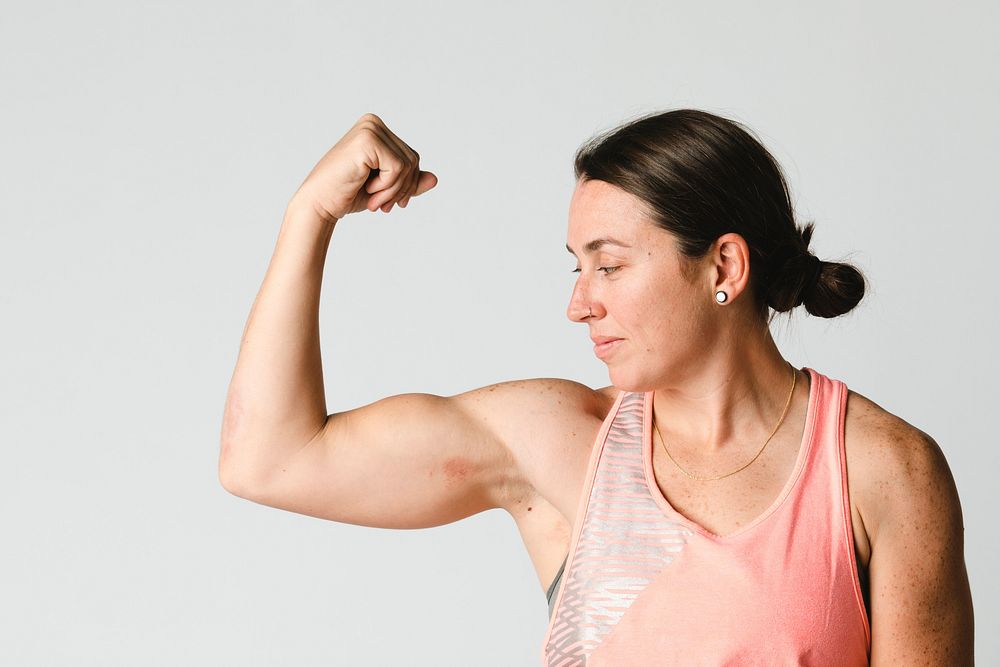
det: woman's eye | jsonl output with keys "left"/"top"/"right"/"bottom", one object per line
{"left": 570, "top": 266, "right": 621, "bottom": 275}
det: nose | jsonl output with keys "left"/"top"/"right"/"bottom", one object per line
{"left": 567, "top": 282, "right": 597, "bottom": 323}
{"left": 567, "top": 302, "right": 590, "bottom": 322}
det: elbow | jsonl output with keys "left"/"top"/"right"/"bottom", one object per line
{"left": 218, "top": 437, "right": 253, "bottom": 498}
{"left": 218, "top": 436, "right": 276, "bottom": 500}
{"left": 218, "top": 456, "right": 244, "bottom": 497}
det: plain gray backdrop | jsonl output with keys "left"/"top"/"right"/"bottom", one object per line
{"left": 1, "top": 1, "right": 996, "bottom": 665}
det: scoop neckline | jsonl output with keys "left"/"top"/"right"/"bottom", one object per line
{"left": 640, "top": 366, "right": 819, "bottom": 542}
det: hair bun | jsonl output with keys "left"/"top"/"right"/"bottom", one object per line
{"left": 798, "top": 254, "right": 824, "bottom": 306}
{"left": 764, "top": 250, "right": 826, "bottom": 312}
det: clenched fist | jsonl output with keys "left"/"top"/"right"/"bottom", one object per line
{"left": 290, "top": 113, "right": 438, "bottom": 223}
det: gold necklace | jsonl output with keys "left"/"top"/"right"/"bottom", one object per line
{"left": 652, "top": 363, "right": 798, "bottom": 482}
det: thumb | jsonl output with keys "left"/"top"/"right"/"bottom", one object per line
{"left": 412, "top": 170, "right": 438, "bottom": 197}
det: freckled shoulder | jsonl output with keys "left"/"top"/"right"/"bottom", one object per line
{"left": 842, "top": 387, "right": 949, "bottom": 548}
{"left": 842, "top": 386, "right": 972, "bottom": 662}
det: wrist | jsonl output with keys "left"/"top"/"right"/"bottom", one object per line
{"left": 284, "top": 196, "right": 339, "bottom": 231}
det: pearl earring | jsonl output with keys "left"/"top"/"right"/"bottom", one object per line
{"left": 715, "top": 290, "right": 728, "bottom": 303}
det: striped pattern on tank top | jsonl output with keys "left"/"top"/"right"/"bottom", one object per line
{"left": 542, "top": 390, "right": 693, "bottom": 663}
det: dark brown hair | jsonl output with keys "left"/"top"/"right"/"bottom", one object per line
{"left": 573, "top": 108, "right": 867, "bottom": 321}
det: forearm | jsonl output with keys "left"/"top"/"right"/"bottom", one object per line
{"left": 219, "top": 201, "right": 336, "bottom": 488}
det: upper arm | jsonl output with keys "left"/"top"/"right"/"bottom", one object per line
{"left": 222, "top": 378, "right": 600, "bottom": 530}
{"left": 866, "top": 427, "right": 975, "bottom": 665}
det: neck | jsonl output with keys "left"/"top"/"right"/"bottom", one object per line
{"left": 650, "top": 332, "right": 806, "bottom": 456}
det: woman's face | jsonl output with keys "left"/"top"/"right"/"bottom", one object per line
{"left": 565, "top": 178, "right": 721, "bottom": 392}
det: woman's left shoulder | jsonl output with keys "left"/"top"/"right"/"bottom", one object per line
{"left": 843, "top": 387, "right": 964, "bottom": 539}
{"left": 840, "top": 387, "right": 974, "bottom": 663}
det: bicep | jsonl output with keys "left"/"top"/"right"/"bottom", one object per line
{"left": 229, "top": 390, "right": 515, "bottom": 529}
{"left": 224, "top": 377, "right": 598, "bottom": 531}
{"left": 867, "top": 430, "right": 974, "bottom": 665}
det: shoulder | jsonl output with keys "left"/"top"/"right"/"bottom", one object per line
{"left": 453, "top": 377, "right": 608, "bottom": 427}
{"left": 843, "top": 387, "right": 964, "bottom": 546}
{"left": 842, "top": 388, "right": 974, "bottom": 662}
{"left": 452, "top": 377, "right": 610, "bottom": 510}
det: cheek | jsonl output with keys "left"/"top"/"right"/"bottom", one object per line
{"left": 618, "top": 292, "right": 670, "bottom": 349}
{"left": 632, "top": 286, "right": 706, "bottom": 347}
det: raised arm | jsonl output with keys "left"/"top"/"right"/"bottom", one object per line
{"left": 217, "top": 114, "right": 601, "bottom": 528}
{"left": 218, "top": 113, "right": 437, "bottom": 494}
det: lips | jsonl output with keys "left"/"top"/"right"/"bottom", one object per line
{"left": 592, "top": 337, "right": 624, "bottom": 360}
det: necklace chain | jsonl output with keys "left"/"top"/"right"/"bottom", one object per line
{"left": 652, "top": 363, "right": 798, "bottom": 482}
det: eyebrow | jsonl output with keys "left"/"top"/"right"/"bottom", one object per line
{"left": 565, "top": 237, "right": 633, "bottom": 256}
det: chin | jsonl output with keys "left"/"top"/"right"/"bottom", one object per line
{"left": 606, "top": 367, "right": 657, "bottom": 394}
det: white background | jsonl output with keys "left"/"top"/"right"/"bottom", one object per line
{"left": 1, "top": 1, "right": 996, "bottom": 664}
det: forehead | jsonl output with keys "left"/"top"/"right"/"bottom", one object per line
{"left": 566, "top": 179, "right": 652, "bottom": 249}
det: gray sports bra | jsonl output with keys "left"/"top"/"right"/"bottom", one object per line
{"left": 546, "top": 551, "right": 871, "bottom": 622}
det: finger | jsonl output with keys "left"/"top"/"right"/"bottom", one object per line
{"left": 365, "top": 129, "right": 421, "bottom": 213}
{"left": 373, "top": 160, "right": 415, "bottom": 211}
{"left": 396, "top": 165, "right": 421, "bottom": 208}
{"left": 365, "top": 159, "right": 408, "bottom": 211}
{"left": 378, "top": 122, "right": 421, "bottom": 167}
{"left": 398, "top": 170, "right": 437, "bottom": 209}
{"left": 368, "top": 123, "right": 421, "bottom": 198}
{"left": 398, "top": 172, "right": 418, "bottom": 208}
{"left": 364, "top": 155, "right": 404, "bottom": 198}
{"left": 362, "top": 133, "right": 407, "bottom": 198}
{"left": 362, "top": 121, "right": 429, "bottom": 211}
{"left": 365, "top": 123, "right": 414, "bottom": 179}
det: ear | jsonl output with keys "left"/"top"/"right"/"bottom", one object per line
{"left": 711, "top": 233, "right": 752, "bottom": 303}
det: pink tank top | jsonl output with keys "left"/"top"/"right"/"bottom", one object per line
{"left": 541, "top": 367, "right": 871, "bottom": 666}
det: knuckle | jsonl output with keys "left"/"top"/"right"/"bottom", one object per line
{"left": 355, "top": 125, "right": 380, "bottom": 143}
{"left": 359, "top": 112, "right": 382, "bottom": 125}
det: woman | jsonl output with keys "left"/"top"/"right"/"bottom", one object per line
{"left": 218, "top": 110, "right": 974, "bottom": 665}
